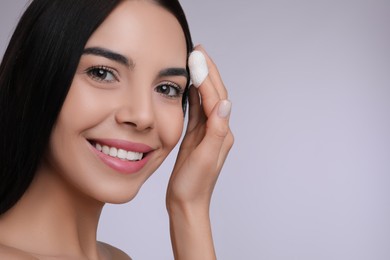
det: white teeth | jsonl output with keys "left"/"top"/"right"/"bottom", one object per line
{"left": 117, "top": 149, "right": 127, "bottom": 159}
{"left": 127, "top": 151, "right": 143, "bottom": 161}
{"left": 94, "top": 142, "right": 144, "bottom": 161}
{"left": 102, "top": 145, "right": 110, "bottom": 155}
{"left": 109, "top": 147, "right": 117, "bottom": 157}
{"left": 96, "top": 143, "right": 102, "bottom": 152}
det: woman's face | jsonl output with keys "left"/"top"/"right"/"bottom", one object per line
{"left": 41, "top": 0, "right": 188, "bottom": 203}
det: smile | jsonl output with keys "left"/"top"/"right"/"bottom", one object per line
{"left": 88, "top": 139, "right": 154, "bottom": 175}
{"left": 94, "top": 142, "right": 143, "bottom": 161}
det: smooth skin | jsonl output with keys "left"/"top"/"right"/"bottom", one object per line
{"left": 167, "top": 45, "right": 233, "bottom": 260}
{"left": 0, "top": 1, "right": 233, "bottom": 259}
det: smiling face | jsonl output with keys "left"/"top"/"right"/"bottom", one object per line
{"left": 39, "top": 0, "right": 188, "bottom": 203}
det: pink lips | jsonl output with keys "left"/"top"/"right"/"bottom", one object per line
{"left": 89, "top": 139, "right": 154, "bottom": 175}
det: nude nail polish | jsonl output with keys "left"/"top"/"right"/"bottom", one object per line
{"left": 218, "top": 100, "right": 232, "bottom": 118}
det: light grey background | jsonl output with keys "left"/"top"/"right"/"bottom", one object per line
{"left": 1, "top": 1, "right": 390, "bottom": 259}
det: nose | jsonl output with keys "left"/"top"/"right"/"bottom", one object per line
{"left": 115, "top": 87, "right": 155, "bottom": 132}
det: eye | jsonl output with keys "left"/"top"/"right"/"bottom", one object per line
{"left": 86, "top": 66, "right": 118, "bottom": 83}
{"left": 155, "top": 82, "right": 183, "bottom": 98}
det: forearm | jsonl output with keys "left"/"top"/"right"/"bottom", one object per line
{"left": 166, "top": 47, "right": 233, "bottom": 260}
{"left": 168, "top": 204, "right": 216, "bottom": 260}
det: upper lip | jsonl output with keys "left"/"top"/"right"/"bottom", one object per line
{"left": 88, "top": 138, "right": 154, "bottom": 153}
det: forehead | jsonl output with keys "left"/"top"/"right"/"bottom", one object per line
{"left": 85, "top": 0, "right": 187, "bottom": 67}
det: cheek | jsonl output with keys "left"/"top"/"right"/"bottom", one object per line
{"left": 60, "top": 81, "right": 106, "bottom": 129}
{"left": 155, "top": 104, "right": 185, "bottom": 149}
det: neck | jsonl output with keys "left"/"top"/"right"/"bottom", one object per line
{"left": 0, "top": 166, "right": 105, "bottom": 259}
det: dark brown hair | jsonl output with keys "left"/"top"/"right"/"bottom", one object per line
{"left": 0, "top": 0, "right": 193, "bottom": 214}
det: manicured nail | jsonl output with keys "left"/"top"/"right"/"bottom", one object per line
{"left": 188, "top": 50, "right": 208, "bottom": 88}
{"left": 218, "top": 100, "right": 232, "bottom": 118}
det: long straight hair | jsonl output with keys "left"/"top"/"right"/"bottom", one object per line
{"left": 0, "top": 0, "right": 193, "bottom": 215}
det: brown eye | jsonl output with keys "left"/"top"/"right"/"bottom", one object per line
{"left": 155, "top": 83, "right": 183, "bottom": 98}
{"left": 86, "top": 66, "right": 117, "bottom": 82}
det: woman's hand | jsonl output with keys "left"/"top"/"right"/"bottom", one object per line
{"left": 167, "top": 45, "right": 233, "bottom": 209}
{"left": 166, "top": 45, "right": 234, "bottom": 260}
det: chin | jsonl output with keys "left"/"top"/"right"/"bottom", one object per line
{"left": 93, "top": 186, "right": 141, "bottom": 205}
{"left": 94, "top": 176, "right": 148, "bottom": 205}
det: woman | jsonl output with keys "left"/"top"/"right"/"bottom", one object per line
{"left": 0, "top": 0, "right": 233, "bottom": 259}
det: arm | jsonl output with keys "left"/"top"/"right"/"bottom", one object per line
{"left": 168, "top": 201, "right": 216, "bottom": 260}
{"left": 166, "top": 46, "right": 233, "bottom": 260}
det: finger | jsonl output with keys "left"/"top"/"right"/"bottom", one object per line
{"left": 188, "top": 49, "right": 221, "bottom": 117}
{"left": 193, "top": 100, "right": 232, "bottom": 167}
{"left": 186, "top": 85, "right": 203, "bottom": 133}
{"left": 218, "top": 130, "right": 234, "bottom": 167}
{"left": 195, "top": 45, "right": 228, "bottom": 100}
{"left": 179, "top": 86, "right": 206, "bottom": 152}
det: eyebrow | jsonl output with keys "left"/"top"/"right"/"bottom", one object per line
{"left": 83, "top": 47, "right": 134, "bottom": 68}
{"left": 158, "top": 67, "right": 189, "bottom": 81}
{"left": 83, "top": 47, "right": 188, "bottom": 80}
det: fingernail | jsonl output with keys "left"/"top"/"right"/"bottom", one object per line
{"left": 218, "top": 100, "right": 232, "bottom": 119}
{"left": 188, "top": 50, "right": 208, "bottom": 88}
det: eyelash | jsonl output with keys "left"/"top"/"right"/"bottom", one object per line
{"left": 155, "top": 82, "right": 184, "bottom": 99}
{"left": 85, "top": 66, "right": 183, "bottom": 98}
{"left": 85, "top": 65, "right": 118, "bottom": 83}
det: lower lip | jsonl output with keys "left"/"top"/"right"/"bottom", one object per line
{"left": 90, "top": 144, "right": 151, "bottom": 175}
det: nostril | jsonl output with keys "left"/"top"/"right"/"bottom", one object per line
{"left": 114, "top": 102, "right": 155, "bottom": 131}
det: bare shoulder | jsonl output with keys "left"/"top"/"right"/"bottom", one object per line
{"left": 98, "top": 241, "right": 132, "bottom": 260}
{"left": 0, "top": 242, "right": 131, "bottom": 260}
{"left": 0, "top": 243, "right": 38, "bottom": 260}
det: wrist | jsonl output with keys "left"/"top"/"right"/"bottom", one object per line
{"left": 166, "top": 197, "right": 211, "bottom": 220}
{"left": 167, "top": 202, "right": 216, "bottom": 260}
